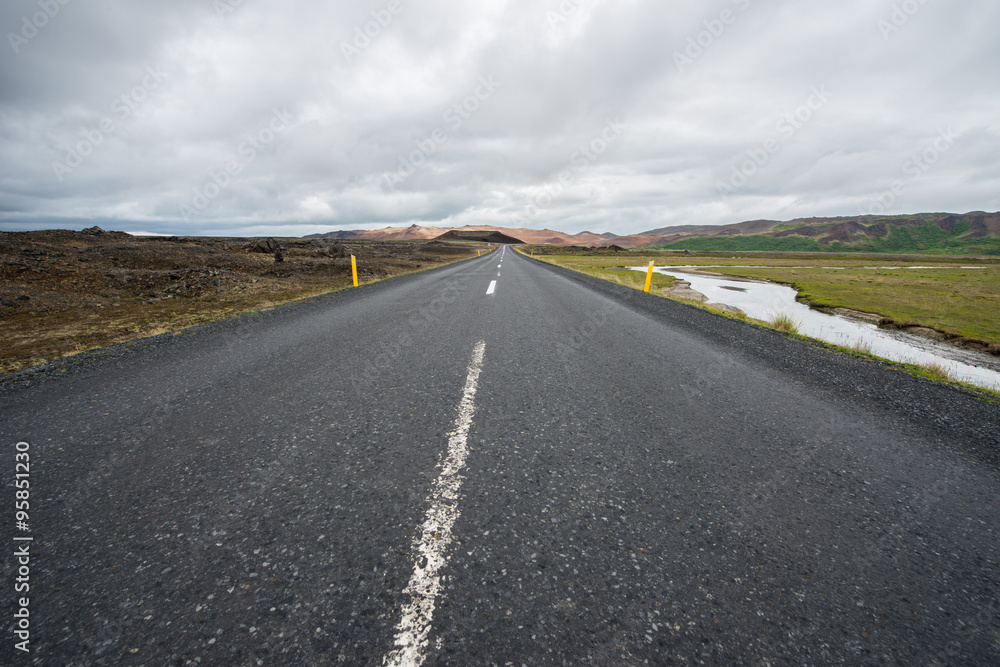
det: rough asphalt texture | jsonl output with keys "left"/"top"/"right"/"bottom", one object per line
{"left": 2, "top": 248, "right": 999, "bottom": 665}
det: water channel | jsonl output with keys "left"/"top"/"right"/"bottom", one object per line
{"left": 632, "top": 266, "right": 1000, "bottom": 392}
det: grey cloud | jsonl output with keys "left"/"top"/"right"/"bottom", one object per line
{"left": 1, "top": 0, "right": 999, "bottom": 236}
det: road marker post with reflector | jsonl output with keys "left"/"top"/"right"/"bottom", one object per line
{"left": 351, "top": 255, "right": 359, "bottom": 287}
{"left": 643, "top": 261, "right": 654, "bottom": 292}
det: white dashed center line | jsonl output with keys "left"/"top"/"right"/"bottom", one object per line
{"left": 382, "top": 341, "right": 487, "bottom": 667}
{"left": 486, "top": 280, "right": 497, "bottom": 295}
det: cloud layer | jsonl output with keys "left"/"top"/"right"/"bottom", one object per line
{"left": 2, "top": 0, "right": 999, "bottom": 236}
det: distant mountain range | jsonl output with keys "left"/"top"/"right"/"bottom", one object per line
{"left": 305, "top": 211, "right": 1000, "bottom": 254}
{"left": 305, "top": 224, "right": 615, "bottom": 246}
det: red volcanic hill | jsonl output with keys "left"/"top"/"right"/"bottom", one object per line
{"left": 433, "top": 230, "right": 525, "bottom": 244}
{"left": 306, "top": 224, "right": 616, "bottom": 246}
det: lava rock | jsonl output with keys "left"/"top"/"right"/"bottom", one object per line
{"left": 252, "top": 238, "right": 280, "bottom": 253}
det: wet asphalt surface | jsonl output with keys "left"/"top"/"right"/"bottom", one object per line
{"left": 2, "top": 247, "right": 999, "bottom": 666}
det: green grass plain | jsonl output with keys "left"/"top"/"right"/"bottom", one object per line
{"left": 530, "top": 250, "right": 1000, "bottom": 345}
{"left": 699, "top": 265, "right": 1000, "bottom": 343}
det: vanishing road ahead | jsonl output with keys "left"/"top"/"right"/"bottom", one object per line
{"left": 3, "top": 247, "right": 999, "bottom": 665}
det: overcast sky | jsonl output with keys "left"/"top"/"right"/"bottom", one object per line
{"left": 1, "top": 0, "right": 998, "bottom": 237}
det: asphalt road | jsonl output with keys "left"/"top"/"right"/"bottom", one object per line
{"left": 2, "top": 246, "right": 999, "bottom": 666}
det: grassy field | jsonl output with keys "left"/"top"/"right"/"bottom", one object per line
{"left": 566, "top": 265, "right": 677, "bottom": 293}
{"left": 526, "top": 248, "right": 1000, "bottom": 346}
{"left": 698, "top": 265, "right": 1000, "bottom": 344}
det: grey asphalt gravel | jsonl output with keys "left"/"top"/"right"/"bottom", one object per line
{"left": 2, "top": 246, "right": 999, "bottom": 666}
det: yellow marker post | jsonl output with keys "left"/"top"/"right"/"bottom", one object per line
{"left": 477, "top": 250, "right": 480, "bottom": 257}
{"left": 530, "top": 252, "right": 534, "bottom": 258}
{"left": 643, "top": 261, "right": 654, "bottom": 292}
{"left": 351, "top": 255, "right": 359, "bottom": 287}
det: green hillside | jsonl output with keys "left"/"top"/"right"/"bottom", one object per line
{"left": 656, "top": 221, "right": 1000, "bottom": 255}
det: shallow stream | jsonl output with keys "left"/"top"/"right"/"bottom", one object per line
{"left": 632, "top": 266, "right": 1000, "bottom": 391}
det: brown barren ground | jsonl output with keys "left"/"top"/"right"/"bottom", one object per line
{"left": 0, "top": 228, "right": 479, "bottom": 375}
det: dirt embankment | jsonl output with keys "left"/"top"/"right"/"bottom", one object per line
{"left": 807, "top": 304, "right": 1000, "bottom": 357}
{"left": 791, "top": 293, "right": 999, "bottom": 359}
{"left": 662, "top": 278, "right": 707, "bottom": 302}
{"left": 0, "top": 229, "right": 479, "bottom": 374}
{"left": 875, "top": 319, "right": 1000, "bottom": 356}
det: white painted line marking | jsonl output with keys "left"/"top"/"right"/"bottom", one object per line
{"left": 382, "top": 341, "right": 487, "bottom": 667}
{"left": 497, "top": 264, "right": 501, "bottom": 268}
{"left": 486, "top": 280, "right": 497, "bottom": 295}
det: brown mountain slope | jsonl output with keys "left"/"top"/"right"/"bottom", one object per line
{"left": 306, "top": 224, "right": 607, "bottom": 245}
{"left": 434, "top": 230, "right": 525, "bottom": 244}
{"left": 305, "top": 212, "right": 1000, "bottom": 249}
